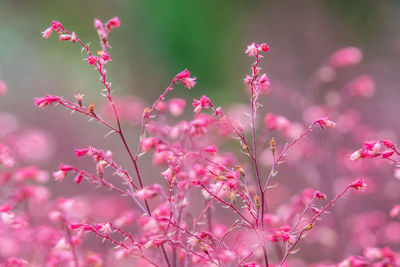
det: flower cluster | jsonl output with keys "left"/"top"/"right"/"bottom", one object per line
{"left": 1, "top": 16, "right": 399, "bottom": 267}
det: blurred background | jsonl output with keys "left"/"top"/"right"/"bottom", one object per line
{"left": 1, "top": 0, "right": 400, "bottom": 265}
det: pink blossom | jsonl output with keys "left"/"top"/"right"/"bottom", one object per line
{"left": 315, "top": 117, "right": 336, "bottom": 129}
{"left": 59, "top": 163, "right": 73, "bottom": 172}
{"left": 140, "top": 137, "right": 158, "bottom": 152}
{"left": 264, "top": 113, "right": 290, "bottom": 131}
{"left": 51, "top": 20, "right": 63, "bottom": 30}
{"left": 14, "top": 166, "right": 49, "bottom": 183}
{"left": 260, "top": 42, "right": 270, "bottom": 52}
{"left": 257, "top": 73, "right": 270, "bottom": 93}
{"left": 34, "top": 94, "right": 59, "bottom": 108}
{"left": 69, "top": 223, "right": 84, "bottom": 230}
{"left": 102, "top": 51, "right": 110, "bottom": 61}
{"left": 41, "top": 27, "right": 52, "bottom": 39}
{"left": 263, "top": 214, "right": 281, "bottom": 227}
{"left": 214, "top": 107, "right": 222, "bottom": 116}
{"left": 203, "top": 145, "right": 217, "bottom": 155}
{"left": 271, "top": 225, "right": 295, "bottom": 244}
{"left": 136, "top": 184, "right": 163, "bottom": 200}
{"left": 74, "top": 148, "right": 89, "bottom": 158}
{"left": 315, "top": 191, "right": 327, "bottom": 200}
{"left": 245, "top": 42, "right": 270, "bottom": 57}
{"left": 59, "top": 34, "right": 72, "bottom": 41}
{"left": 174, "top": 69, "right": 190, "bottom": 79}
{"left": 0, "top": 203, "right": 11, "bottom": 212}
{"left": 74, "top": 172, "right": 84, "bottom": 184}
{"left": 87, "top": 56, "right": 97, "bottom": 65}
{"left": 245, "top": 43, "right": 258, "bottom": 57}
{"left": 329, "top": 47, "right": 363, "bottom": 68}
{"left": 382, "top": 150, "right": 394, "bottom": 159}
{"left": 349, "top": 178, "right": 367, "bottom": 190}
{"left": 93, "top": 18, "right": 103, "bottom": 29}
{"left": 390, "top": 205, "right": 400, "bottom": 218}
{"left": 105, "top": 17, "right": 121, "bottom": 31}
{"left": 347, "top": 75, "right": 375, "bottom": 97}
{"left": 168, "top": 98, "right": 186, "bottom": 116}
{"left": 350, "top": 149, "right": 362, "bottom": 161}
{"left": 192, "top": 95, "right": 211, "bottom": 113}
{"left": 174, "top": 69, "right": 197, "bottom": 89}
{"left": 383, "top": 138, "right": 394, "bottom": 149}
{"left": 71, "top": 32, "right": 78, "bottom": 43}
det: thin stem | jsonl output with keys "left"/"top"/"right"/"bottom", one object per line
{"left": 280, "top": 186, "right": 351, "bottom": 265}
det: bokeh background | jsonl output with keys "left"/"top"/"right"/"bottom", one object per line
{"left": 1, "top": 0, "right": 400, "bottom": 265}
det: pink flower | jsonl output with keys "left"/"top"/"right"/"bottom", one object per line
{"left": 349, "top": 178, "right": 367, "bottom": 190}
{"left": 260, "top": 42, "right": 270, "bottom": 52}
{"left": 192, "top": 95, "right": 211, "bottom": 113}
{"left": 315, "top": 117, "right": 336, "bottom": 129}
{"left": 270, "top": 225, "right": 295, "bottom": 244}
{"left": 245, "top": 42, "right": 270, "bottom": 57}
{"left": 329, "top": 47, "right": 363, "bottom": 68}
{"left": 53, "top": 170, "right": 66, "bottom": 181}
{"left": 315, "top": 191, "right": 327, "bottom": 200}
{"left": 347, "top": 75, "right": 375, "bottom": 97}
{"left": 105, "top": 17, "right": 121, "bottom": 31}
{"left": 51, "top": 20, "right": 63, "bottom": 31}
{"left": 75, "top": 148, "right": 89, "bottom": 158}
{"left": 59, "top": 163, "right": 73, "bottom": 172}
{"left": 257, "top": 73, "right": 270, "bottom": 93}
{"left": 41, "top": 27, "right": 52, "bottom": 39}
{"left": 74, "top": 172, "right": 84, "bottom": 184}
{"left": 136, "top": 184, "right": 163, "bottom": 200}
{"left": 350, "top": 149, "right": 362, "bottom": 161}
{"left": 94, "top": 18, "right": 103, "bottom": 29}
{"left": 245, "top": 43, "right": 258, "bottom": 57}
{"left": 34, "top": 95, "right": 59, "bottom": 108}
{"left": 390, "top": 205, "right": 400, "bottom": 218}
{"left": 174, "top": 69, "right": 197, "bottom": 89}
{"left": 0, "top": 203, "right": 11, "bottom": 212}
{"left": 203, "top": 145, "right": 217, "bottom": 155}
{"left": 168, "top": 98, "right": 186, "bottom": 116}
{"left": 69, "top": 223, "right": 84, "bottom": 230}
{"left": 59, "top": 34, "right": 72, "bottom": 41}
{"left": 14, "top": 166, "right": 49, "bottom": 183}
{"left": 383, "top": 138, "right": 394, "bottom": 149}
{"left": 140, "top": 137, "right": 158, "bottom": 152}
{"left": 174, "top": 69, "right": 190, "bottom": 79}
{"left": 102, "top": 51, "right": 110, "bottom": 61}
{"left": 71, "top": 32, "right": 78, "bottom": 43}
{"left": 87, "top": 56, "right": 97, "bottom": 65}
{"left": 214, "top": 107, "right": 222, "bottom": 116}
{"left": 382, "top": 150, "right": 394, "bottom": 159}
{"left": 264, "top": 113, "right": 290, "bottom": 131}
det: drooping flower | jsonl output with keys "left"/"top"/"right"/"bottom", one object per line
{"left": 349, "top": 178, "right": 367, "bottom": 190}
{"left": 41, "top": 27, "right": 52, "bottom": 39}
{"left": 174, "top": 69, "right": 197, "bottom": 89}
{"left": 34, "top": 95, "right": 59, "bottom": 108}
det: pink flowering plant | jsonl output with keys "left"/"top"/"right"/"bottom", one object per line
{"left": 0, "top": 17, "right": 399, "bottom": 266}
